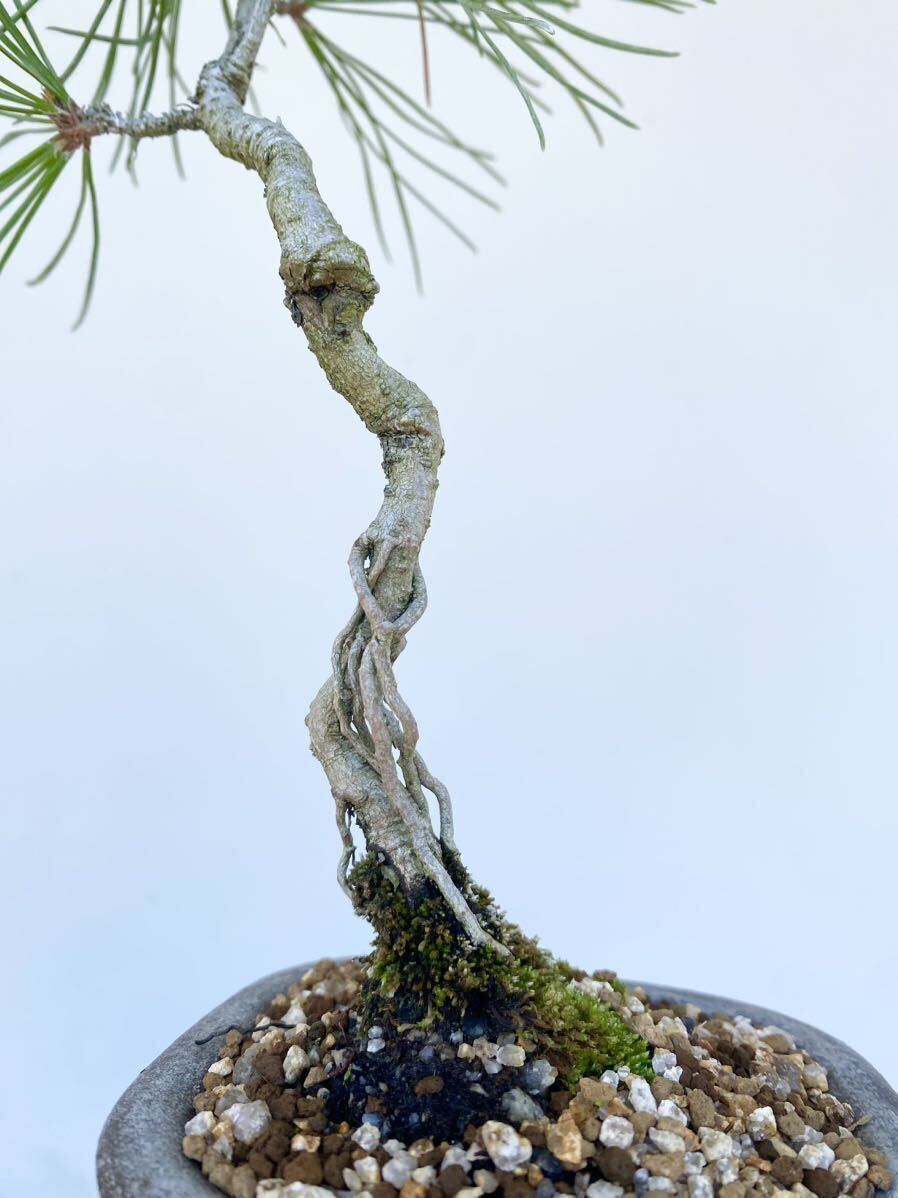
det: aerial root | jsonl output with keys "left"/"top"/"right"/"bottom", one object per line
{"left": 326, "top": 533, "right": 505, "bottom": 954}
{"left": 335, "top": 796, "right": 356, "bottom": 898}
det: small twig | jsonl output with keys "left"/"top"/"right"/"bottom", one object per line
{"left": 49, "top": 99, "right": 200, "bottom": 153}
{"left": 194, "top": 1019, "right": 301, "bottom": 1046}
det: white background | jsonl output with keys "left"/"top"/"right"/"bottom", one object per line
{"left": 1, "top": 3, "right": 896, "bottom": 1194}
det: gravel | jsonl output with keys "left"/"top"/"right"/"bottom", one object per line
{"left": 220, "top": 1100, "right": 270, "bottom": 1144}
{"left": 180, "top": 958, "right": 894, "bottom": 1198}
{"left": 798, "top": 1143, "right": 836, "bottom": 1170}
{"left": 520, "top": 1060, "right": 558, "bottom": 1094}
{"left": 481, "top": 1122, "right": 533, "bottom": 1170}
{"left": 502, "top": 1088, "right": 546, "bottom": 1125}
{"left": 599, "top": 1117, "right": 636, "bottom": 1150}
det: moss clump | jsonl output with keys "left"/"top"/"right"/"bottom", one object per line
{"left": 351, "top": 853, "right": 513, "bottom": 1027}
{"left": 528, "top": 971, "right": 653, "bottom": 1084}
{"left": 350, "top": 853, "right": 652, "bottom": 1084}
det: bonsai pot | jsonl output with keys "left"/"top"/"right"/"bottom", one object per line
{"left": 97, "top": 964, "right": 898, "bottom": 1198}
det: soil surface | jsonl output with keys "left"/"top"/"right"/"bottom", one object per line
{"left": 181, "top": 958, "right": 893, "bottom": 1198}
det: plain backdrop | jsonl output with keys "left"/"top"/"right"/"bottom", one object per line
{"left": 1, "top": 2, "right": 896, "bottom": 1194}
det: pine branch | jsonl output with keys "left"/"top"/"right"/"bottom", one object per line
{"left": 1, "top": 0, "right": 713, "bottom": 319}
{"left": 276, "top": 0, "right": 710, "bottom": 271}
{"left": 49, "top": 98, "right": 199, "bottom": 152}
{"left": 0, "top": 0, "right": 210, "bottom": 322}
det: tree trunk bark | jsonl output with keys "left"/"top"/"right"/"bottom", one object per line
{"left": 197, "top": 0, "right": 506, "bottom": 954}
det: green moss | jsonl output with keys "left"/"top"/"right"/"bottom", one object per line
{"left": 350, "top": 854, "right": 652, "bottom": 1084}
{"left": 351, "top": 854, "right": 513, "bottom": 1027}
{"left": 534, "top": 977, "right": 652, "bottom": 1084}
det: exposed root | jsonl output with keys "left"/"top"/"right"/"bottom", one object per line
{"left": 319, "top": 528, "right": 507, "bottom": 955}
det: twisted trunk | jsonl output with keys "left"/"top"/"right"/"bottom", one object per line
{"left": 197, "top": 0, "right": 505, "bottom": 954}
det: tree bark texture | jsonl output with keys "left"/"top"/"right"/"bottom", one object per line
{"left": 195, "top": 0, "right": 505, "bottom": 953}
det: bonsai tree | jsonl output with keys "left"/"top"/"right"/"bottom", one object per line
{"left": 1, "top": 0, "right": 709, "bottom": 1073}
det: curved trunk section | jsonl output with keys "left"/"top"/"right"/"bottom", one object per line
{"left": 197, "top": 0, "right": 506, "bottom": 955}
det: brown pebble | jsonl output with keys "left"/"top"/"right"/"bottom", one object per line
{"left": 440, "top": 1165, "right": 470, "bottom": 1197}
{"left": 283, "top": 1152, "right": 324, "bottom": 1185}
{"left": 578, "top": 1078, "right": 618, "bottom": 1106}
{"left": 207, "top": 1159, "right": 234, "bottom": 1191}
{"left": 745, "top": 1155, "right": 771, "bottom": 1174}
{"left": 400, "top": 1184, "right": 428, "bottom": 1198}
{"left": 761, "top": 1032, "right": 793, "bottom": 1054}
{"left": 688, "top": 1090, "right": 717, "bottom": 1128}
{"left": 231, "top": 1163, "right": 257, "bottom": 1198}
{"left": 182, "top": 1135, "right": 206, "bottom": 1163}
{"left": 690, "top": 1073, "right": 718, "bottom": 1100}
{"left": 303, "top": 994, "right": 331, "bottom": 1020}
{"left": 868, "top": 1165, "right": 895, "bottom": 1190}
{"left": 836, "top": 1138, "right": 864, "bottom": 1160}
{"left": 852, "top": 1181, "right": 874, "bottom": 1198}
{"left": 501, "top": 1179, "right": 534, "bottom": 1198}
{"left": 734, "top": 1076, "right": 762, "bottom": 1097}
{"left": 269, "top": 1092, "right": 296, "bottom": 1121}
{"left": 254, "top": 1052, "right": 286, "bottom": 1085}
{"left": 656, "top": 1116, "right": 687, "bottom": 1135}
{"left": 720, "top": 1184, "right": 746, "bottom": 1198}
{"left": 732, "top": 1045, "right": 755, "bottom": 1074}
{"left": 324, "top": 1152, "right": 351, "bottom": 1187}
{"left": 721, "top": 1092, "right": 757, "bottom": 1117}
{"left": 643, "top": 1152, "right": 684, "bottom": 1181}
{"left": 550, "top": 1091, "right": 573, "bottom": 1115}
{"left": 777, "top": 1111, "right": 806, "bottom": 1138}
{"left": 567, "top": 1095, "right": 596, "bottom": 1125}
{"left": 597, "top": 1147, "right": 636, "bottom": 1186}
{"left": 771, "top": 1158, "right": 803, "bottom": 1186}
{"left": 520, "top": 1121, "right": 546, "bottom": 1149}
{"left": 580, "top": 1117, "right": 600, "bottom": 1142}
{"left": 263, "top": 1122, "right": 293, "bottom": 1163}
{"left": 629, "top": 1112, "right": 655, "bottom": 1144}
{"left": 371, "top": 1185, "right": 399, "bottom": 1198}
{"left": 242, "top": 1149, "right": 268, "bottom": 1178}
{"left": 415, "top": 1075, "right": 446, "bottom": 1097}
{"left": 805, "top": 1168, "right": 841, "bottom": 1198}
{"left": 268, "top": 993, "right": 289, "bottom": 1019}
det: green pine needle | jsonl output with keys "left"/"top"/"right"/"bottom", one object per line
{"left": 0, "top": 0, "right": 713, "bottom": 324}
{"left": 293, "top": 0, "right": 708, "bottom": 270}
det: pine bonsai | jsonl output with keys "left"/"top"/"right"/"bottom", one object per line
{"left": 2, "top": 0, "right": 712, "bottom": 1098}
{"left": 12, "top": 9, "right": 898, "bottom": 1195}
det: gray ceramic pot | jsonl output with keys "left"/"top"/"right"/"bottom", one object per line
{"left": 97, "top": 965, "right": 897, "bottom": 1197}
